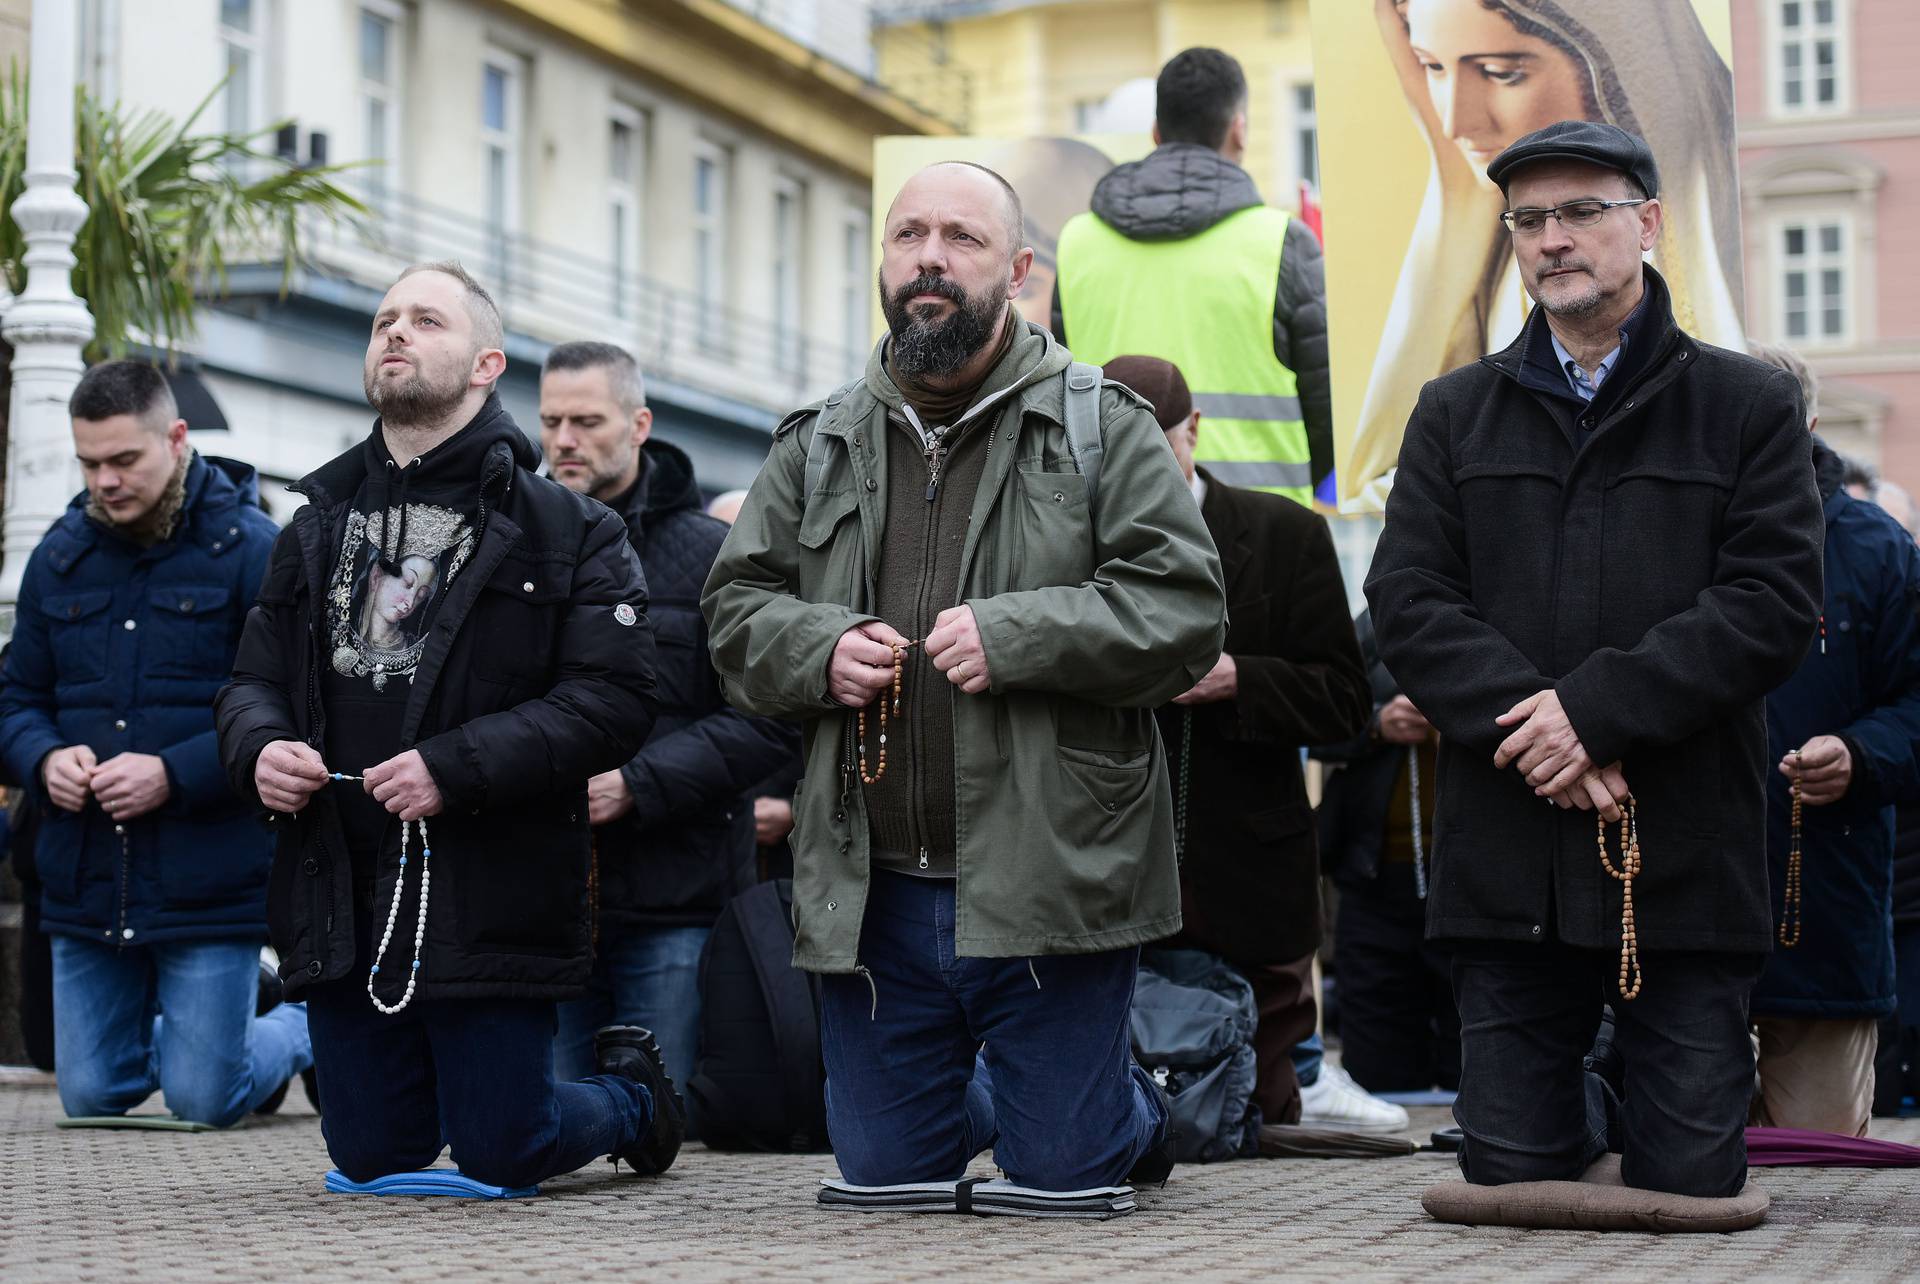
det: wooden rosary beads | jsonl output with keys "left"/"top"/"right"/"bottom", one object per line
{"left": 1597, "top": 799, "right": 1643, "bottom": 1001}
{"left": 857, "top": 642, "right": 910, "bottom": 784}
{"left": 1779, "top": 764, "right": 1804, "bottom": 949}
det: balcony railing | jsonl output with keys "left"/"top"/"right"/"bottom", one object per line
{"left": 282, "top": 182, "right": 866, "bottom": 417}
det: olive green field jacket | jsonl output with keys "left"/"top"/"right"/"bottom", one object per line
{"left": 700, "top": 329, "right": 1226, "bottom": 972}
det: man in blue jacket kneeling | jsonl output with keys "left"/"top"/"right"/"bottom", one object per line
{"left": 0, "top": 360, "right": 309, "bottom": 1125}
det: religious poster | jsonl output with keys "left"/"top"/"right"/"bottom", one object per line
{"left": 1310, "top": 0, "right": 1744, "bottom": 511}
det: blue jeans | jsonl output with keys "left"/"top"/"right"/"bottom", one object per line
{"left": 553, "top": 925, "right": 710, "bottom": 1091}
{"left": 51, "top": 935, "right": 312, "bottom": 1127}
{"left": 819, "top": 870, "right": 1166, "bottom": 1191}
{"left": 305, "top": 915, "right": 654, "bottom": 1189}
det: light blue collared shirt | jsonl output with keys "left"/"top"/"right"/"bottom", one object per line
{"left": 1549, "top": 328, "right": 1622, "bottom": 403}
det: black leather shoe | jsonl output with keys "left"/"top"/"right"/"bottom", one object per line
{"left": 594, "top": 1025, "right": 686, "bottom": 1175}
{"left": 255, "top": 962, "right": 284, "bottom": 1018}
{"left": 1583, "top": 1007, "right": 1625, "bottom": 1101}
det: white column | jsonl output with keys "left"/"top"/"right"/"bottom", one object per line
{"left": 0, "top": 0, "right": 93, "bottom": 631}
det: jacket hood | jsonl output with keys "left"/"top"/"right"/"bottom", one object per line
{"left": 296, "top": 391, "right": 536, "bottom": 509}
{"left": 1089, "top": 143, "right": 1264, "bottom": 242}
{"left": 201, "top": 454, "right": 262, "bottom": 509}
{"left": 1811, "top": 434, "right": 1848, "bottom": 506}
{"left": 619, "top": 437, "right": 705, "bottom": 527}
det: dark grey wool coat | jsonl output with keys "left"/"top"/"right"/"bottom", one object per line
{"left": 1366, "top": 268, "right": 1824, "bottom": 954}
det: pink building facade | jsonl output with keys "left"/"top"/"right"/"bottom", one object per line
{"left": 1732, "top": 0, "right": 1920, "bottom": 492}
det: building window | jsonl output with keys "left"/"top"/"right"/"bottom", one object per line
{"left": 1293, "top": 83, "right": 1318, "bottom": 192}
{"left": 481, "top": 50, "right": 523, "bottom": 287}
{"left": 693, "top": 142, "right": 732, "bottom": 354}
{"left": 1778, "top": 216, "right": 1851, "bottom": 345}
{"left": 219, "top": 0, "right": 268, "bottom": 138}
{"left": 608, "top": 106, "right": 648, "bottom": 319}
{"left": 842, "top": 210, "right": 869, "bottom": 379}
{"left": 772, "top": 177, "right": 806, "bottom": 375}
{"left": 360, "top": 4, "right": 401, "bottom": 206}
{"left": 1773, "top": 0, "right": 1848, "bottom": 115}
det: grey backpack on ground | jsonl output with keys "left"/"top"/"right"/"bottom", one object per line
{"left": 1131, "top": 948, "right": 1262, "bottom": 1163}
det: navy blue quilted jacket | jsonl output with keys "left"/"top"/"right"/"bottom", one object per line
{"left": 0, "top": 454, "right": 278, "bottom": 945}
{"left": 597, "top": 440, "right": 799, "bottom": 931}
{"left": 1753, "top": 439, "right": 1920, "bottom": 1018}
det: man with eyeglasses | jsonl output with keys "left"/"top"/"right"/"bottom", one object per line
{"left": 1366, "top": 121, "right": 1824, "bottom": 1198}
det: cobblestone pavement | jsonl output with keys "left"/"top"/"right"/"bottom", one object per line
{"left": 5, "top": 1080, "right": 1920, "bottom": 1282}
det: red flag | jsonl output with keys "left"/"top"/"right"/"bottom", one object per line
{"left": 1298, "top": 182, "right": 1324, "bottom": 246}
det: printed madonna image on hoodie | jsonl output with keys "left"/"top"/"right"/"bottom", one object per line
{"left": 328, "top": 501, "right": 475, "bottom": 691}
{"left": 1309, "top": 0, "right": 1744, "bottom": 511}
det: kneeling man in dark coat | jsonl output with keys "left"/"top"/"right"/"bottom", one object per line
{"left": 1366, "top": 122, "right": 1824, "bottom": 1197}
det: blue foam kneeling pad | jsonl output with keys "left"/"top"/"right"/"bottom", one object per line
{"left": 324, "top": 1169, "right": 538, "bottom": 1199}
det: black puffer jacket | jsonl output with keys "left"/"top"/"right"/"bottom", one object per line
{"left": 596, "top": 440, "right": 799, "bottom": 932}
{"left": 215, "top": 396, "right": 657, "bottom": 1001}
{"left": 1049, "top": 142, "right": 1333, "bottom": 484}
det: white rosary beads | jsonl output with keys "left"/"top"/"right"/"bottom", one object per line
{"left": 330, "top": 772, "right": 431, "bottom": 1015}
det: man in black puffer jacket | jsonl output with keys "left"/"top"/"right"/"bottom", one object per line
{"left": 538, "top": 342, "right": 799, "bottom": 1094}
{"left": 216, "top": 263, "right": 684, "bottom": 1190}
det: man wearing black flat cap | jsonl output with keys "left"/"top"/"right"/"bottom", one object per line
{"left": 1366, "top": 121, "right": 1824, "bottom": 1197}
{"left": 1106, "top": 354, "right": 1371, "bottom": 1131}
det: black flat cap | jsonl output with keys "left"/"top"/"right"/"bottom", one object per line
{"left": 1104, "top": 355, "right": 1192, "bottom": 429}
{"left": 1487, "top": 120, "right": 1659, "bottom": 199}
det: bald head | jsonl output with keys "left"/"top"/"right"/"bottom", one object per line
{"left": 888, "top": 162, "right": 1026, "bottom": 260}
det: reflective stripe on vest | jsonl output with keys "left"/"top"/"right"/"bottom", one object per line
{"left": 1057, "top": 204, "right": 1310, "bottom": 505}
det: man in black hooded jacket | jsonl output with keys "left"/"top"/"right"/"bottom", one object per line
{"left": 215, "top": 262, "right": 684, "bottom": 1190}
{"left": 537, "top": 340, "right": 798, "bottom": 1094}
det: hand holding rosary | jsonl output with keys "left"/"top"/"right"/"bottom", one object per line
{"left": 857, "top": 640, "right": 916, "bottom": 784}
{"left": 329, "top": 771, "right": 431, "bottom": 1015}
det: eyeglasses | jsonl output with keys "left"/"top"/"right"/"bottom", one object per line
{"left": 1500, "top": 199, "right": 1649, "bottom": 236}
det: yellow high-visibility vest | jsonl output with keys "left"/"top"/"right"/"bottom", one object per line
{"left": 1058, "top": 205, "right": 1310, "bottom": 506}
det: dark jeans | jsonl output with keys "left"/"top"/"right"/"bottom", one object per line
{"left": 305, "top": 917, "right": 653, "bottom": 1189}
{"left": 819, "top": 870, "right": 1166, "bottom": 1190}
{"left": 1238, "top": 953, "right": 1317, "bottom": 1125}
{"left": 1335, "top": 866, "right": 1460, "bottom": 1093}
{"left": 1874, "top": 923, "right": 1920, "bottom": 1116}
{"left": 1451, "top": 938, "right": 1764, "bottom": 1197}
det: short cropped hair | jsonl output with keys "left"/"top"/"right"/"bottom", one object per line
{"left": 1748, "top": 339, "right": 1819, "bottom": 426}
{"left": 544, "top": 340, "right": 647, "bottom": 414}
{"left": 70, "top": 360, "right": 177, "bottom": 428}
{"left": 397, "top": 259, "right": 504, "bottom": 352}
{"left": 1156, "top": 48, "right": 1248, "bottom": 151}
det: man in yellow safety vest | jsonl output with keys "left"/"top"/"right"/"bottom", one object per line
{"left": 1053, "top": 47, "right": 1331, "bottom": 507}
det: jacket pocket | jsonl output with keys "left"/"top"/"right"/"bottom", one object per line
{"left": 470, "top": 558, "right": 568, "bottom": 690}
{"left": 146, "top": 585, "right": 234, "bottom": 679}
{"left": 1008, "top": 469, "right": 1093, "bottom": 590}
{"left": 41, "top": 589, "right": 114, "bottom": 685}
{"left": 797, "top": 487, "right": 862, "bottom": 606}
{"left": 1055, "top": 743, "right": 1152, "bottom": 816}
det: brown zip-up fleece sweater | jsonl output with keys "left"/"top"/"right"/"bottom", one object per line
{"left": 863, "top": 316, "right": 1053, "bottom": 877}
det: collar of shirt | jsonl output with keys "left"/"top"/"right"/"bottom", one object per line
{"left": 1190, "top": 470, "right": 1207, "bottom": 507}
{"left": 1547, "top": 290, "right": 1650, "bottom": 403}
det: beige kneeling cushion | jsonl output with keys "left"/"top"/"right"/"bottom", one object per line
{"left": 1422, "top": 1154, "right": 1770, "bottom": 1233}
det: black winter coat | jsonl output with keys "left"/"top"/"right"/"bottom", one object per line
{"left": 1315, "top": 610, "right": 1419, "bottom": 890}
{"left": 214, "top": 398, "right": 657, "bottom": 1000}
{"left": 594, "top": 440, "right": 799, "bottom": 932}
{"left": 1157, "top": 469, "right": 1369, "bottom": 964}
{"left": 1753, "top": 440, "right": 1920, "bottom": 1018}
{"left": 1366, "top": 269, "right": 1825, "bottom": 954}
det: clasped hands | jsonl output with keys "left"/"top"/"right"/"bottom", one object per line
{"left": 41, "top": 746, "right": 171, "bottom": 821}
{"left": 829, "top": 607, "right": 989, "bottom": 708}
{"left": 253, "top": 740, "right": 442, "bottom": 821}
{"left": 1494, "top": 689, "right": 1629, "bottom": 822}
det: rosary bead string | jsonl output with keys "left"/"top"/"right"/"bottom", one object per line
{"left": 857, "top": 641, "right": 915, "bottom": 785}
{"left": 1780, "top": 751, "right": 1804, "bottom": 949}
{"left": 1598, "top": 798, "right": 1643, "bottom": 1001}
{"left": 329, "top": 772, "right": 430, "bottom": 1014}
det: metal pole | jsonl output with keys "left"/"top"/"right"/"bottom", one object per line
{"left": 0, "top": 0, "right": 93, "bottom": 633}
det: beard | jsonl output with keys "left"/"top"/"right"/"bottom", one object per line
{"left": 1532, "top": 259, "right": 1608, "bottom": 320}
{"left": 364, "top": 349, "right": 472, "bottom": 426}
{"left": 879, "top": 270, "right": 1006, "bottom": 381}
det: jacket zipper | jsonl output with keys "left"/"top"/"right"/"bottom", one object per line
{"left": 301, "top": 510, "right": 339, "bottom": 944}
{"left": 910, "top": 423, "right": 948, "bottom": 869}
{"left": 115, "top": 822, "right": 131, "bottom": 946}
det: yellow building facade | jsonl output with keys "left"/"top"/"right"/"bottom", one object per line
{"left": 877, "top": 0, "right": 1318, "bottom": 211}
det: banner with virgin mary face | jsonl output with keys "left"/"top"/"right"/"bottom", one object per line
{"left": 1312, "top": 0, "right": 1744, "bottom": 511}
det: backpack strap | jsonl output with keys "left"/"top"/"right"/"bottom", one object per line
{"left": 802, "top": 379, "right": 863, "bottom": 509}
{"left": 734, "top": 880, "right": 824, "bottom": 1148}
{"left": 1063, "top": 361, "right": 1105, "bottom": 508}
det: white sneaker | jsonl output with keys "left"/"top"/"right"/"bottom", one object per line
{"left": 1296, "top": 1064, "right": 1410, "bottom": 1133}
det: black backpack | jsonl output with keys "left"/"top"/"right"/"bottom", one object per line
{"left": 686, "top": 879, "right": 832, "bottom": 1152}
